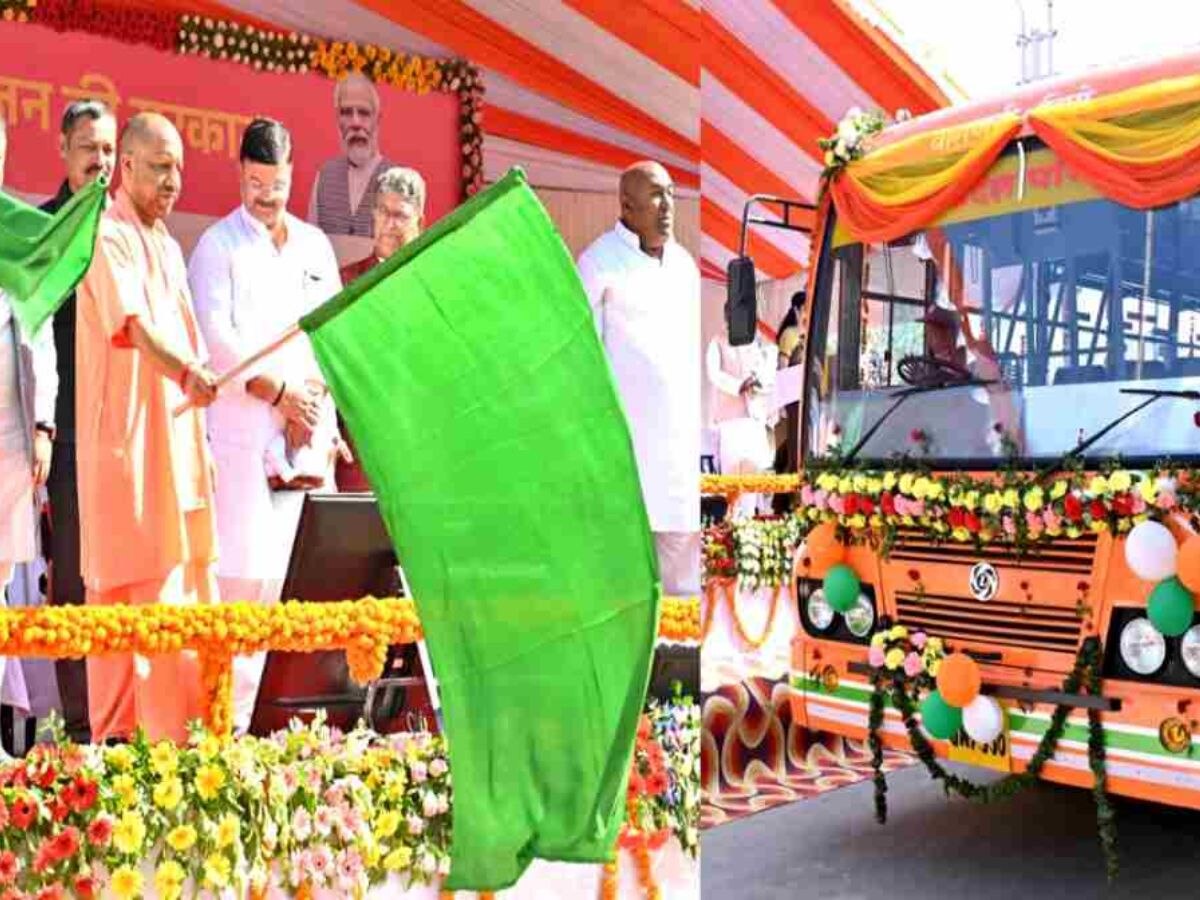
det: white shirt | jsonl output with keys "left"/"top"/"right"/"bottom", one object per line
{"left": 188, "top": 206, "right": 341, "bottom": 449}
{"left": 187, "top": 206, "right": 342, "bottom": 580}
{"left": 577, "top": 221, "right": 700, "bottom": 533}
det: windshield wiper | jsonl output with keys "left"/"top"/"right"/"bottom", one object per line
{"left": 841, "top": 377, "right": 996, "bottom": 464}
{"left": 1038, "top": 387, "right": 1200, "bottom": 481}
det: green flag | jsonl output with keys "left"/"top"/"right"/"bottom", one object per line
{"left": 0, "top": 178, "right": 107, "bottom": 335}
{"left": 301, "top": 168, "right": 659, "bottom": 890}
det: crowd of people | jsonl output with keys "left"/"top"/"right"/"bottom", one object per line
{"left": 0, "top": 78, "right": 701, "bottom": 750}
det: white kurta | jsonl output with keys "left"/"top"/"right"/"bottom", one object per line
{"left": 577, "top": 221, "right": 700, "bottom": 533}
{"left": 705, "top": 335, "right": 777, "bottom": 473}
{"left": 188, "top": 207, "right": 342, "bottom": 581}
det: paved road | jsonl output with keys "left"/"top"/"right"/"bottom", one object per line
{"left": 701, "top": 763, "right": 1200, "bottom": 899}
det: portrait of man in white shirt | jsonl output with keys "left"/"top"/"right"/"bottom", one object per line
{"left": 577, "top": 161, "right": 701, "bottom": 596}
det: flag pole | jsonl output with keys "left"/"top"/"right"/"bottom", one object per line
{"left": 173, "top": 322, "right": 304, "bottom": 416}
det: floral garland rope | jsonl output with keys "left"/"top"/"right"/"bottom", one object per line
{"left": 5, "top": 0, "right": 485, "bottom": 197}
{"left": 0, "top": 595, "right": 700, "bottom": 737}
{"left": 867, "top": 631, "right": 1117, "bottom": 881}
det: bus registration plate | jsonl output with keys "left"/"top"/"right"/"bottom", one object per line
{"left": 947, "top": 727, "right": 1011, "bottom": 773}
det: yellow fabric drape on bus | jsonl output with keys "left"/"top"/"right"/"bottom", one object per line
{"left": 828, "top": 113, "right": 1021, "bottom": 244}
{"left": 1028, "top": 73, "right": 1200, "bottom": 209}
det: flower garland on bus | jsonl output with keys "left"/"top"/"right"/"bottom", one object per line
{"left": 10, "top": 0, "right": 485, "bottom": 197}
{"left": 0, "top": 705, "right": 698, "bottom": 899}
{"left": 865, "top": 628, "right": 1117, "bottom": 881}
{"left": 818, "top": 107, "right": 888, "bottom": 181}
{"left": 730, "top": 516, "right": 804, "bottom": 590}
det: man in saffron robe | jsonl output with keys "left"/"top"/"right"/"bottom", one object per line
{"left": 75, "top": 113, "right": 220, "bottom": 744}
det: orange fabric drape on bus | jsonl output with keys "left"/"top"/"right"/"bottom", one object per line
{"left": 1027, "top": 74, "right": 1200, "bottom": 209}
{"left": 828, "top": 113, "right": 1021, "bottom": 244}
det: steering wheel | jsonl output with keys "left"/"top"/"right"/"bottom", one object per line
{"left": 897, "top": 354, "right": 974, "bottom": 387}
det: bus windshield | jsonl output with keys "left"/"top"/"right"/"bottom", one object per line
{"left": 806, "top": 146, "right": 1200, "bottom": 467}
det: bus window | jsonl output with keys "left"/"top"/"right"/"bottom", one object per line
{"left": 807, "top": 146, "right": 1200, "bottom": 467}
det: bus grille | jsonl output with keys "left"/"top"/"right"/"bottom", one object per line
{"left": 894, "top": 592, "right": 1083, "bottom": 655}
{"left": 889, "top": 529, "right": 1096, "bottom": 575}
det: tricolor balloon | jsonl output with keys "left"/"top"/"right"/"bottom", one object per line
{"left": 1125, "top": 520, "right": 1178, "bottom": 582}
{"left": 962, "top": 695, "right": 1005, "bottom": 744}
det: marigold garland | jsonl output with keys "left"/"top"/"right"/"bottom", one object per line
{"left": 658, "top": 595, "right": 700, "bottom": 642}
{"left": 701, "top": 473, "right": 801, "bottom": 497}
{"left": 599, "top": 860, "right": 619, "bottom": 900}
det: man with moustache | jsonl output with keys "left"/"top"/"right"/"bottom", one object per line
{"left": 308, "top": 72, "right": 395, "bottom": 240}
{"left": 189, "top": 118, "right": 343, "bottom": 734}
{"left": 334, "top": 166, "right": 426, "bottom": 492}
{"left": 75, "top": 112, "right": 220, "bottom": 744}
{"left": 577, "top": 161, "right": 701, "bottom": 596}
{"left": 40, "top": 99, "right": 117, "bottom": 745}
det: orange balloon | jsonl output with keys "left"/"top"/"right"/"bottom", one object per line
{"left": 804, "top": 522, "right": 846, "bottom": 569}
{"left": 1179, "top": 535, "right": 1200, "bottom": 595}
{"left": 937, "top": 652, "right": 982, "bottom": 708}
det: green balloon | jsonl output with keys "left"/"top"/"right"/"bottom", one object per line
{"left": 1148, "top": 577, "right": 1196, "bottom": 638}
{"left": 920, "top": 690, "right": 963, "bottom": 741}
{"left": 823, "top": 563, "right": 861, "bottom": 613}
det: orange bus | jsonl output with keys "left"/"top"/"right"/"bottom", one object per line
{"left": 786, "top": 52, "right": 1200, "bottom": 808}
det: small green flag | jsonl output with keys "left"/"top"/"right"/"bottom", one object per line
{"left": 0, "top": 178, "right": 107, "bottom": 335}
{"left": 301, "top": 169, "right": 659, "bottom": 890}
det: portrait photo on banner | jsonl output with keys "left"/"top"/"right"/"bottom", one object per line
{"left": 0, "top": 18, "right": 464, "bottom": 265}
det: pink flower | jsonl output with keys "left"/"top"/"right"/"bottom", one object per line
{"left": 910, "top": 499, "right": 926, "bottom": 516}
{"left": 1043, "top": 508, "right": 1062, "bottom": 531}
{"left": 813, "top": 489, "right": 829, "bottom": 509}
{"left": 1157, "top": 491, "right": 1177, "bottom": 510}
{"left": 335, "top": 849, "right": 364, "bottom": 891}
{"left": 323, "top": 786, "right": 345, "bottom": 807}
{"left": 407, "top": 814, "right": 425, "bottom": 836}
{"left": 1002, "top": 515, "right": 1017, "bottom": 536}
{"left": 281, "top": 766, "right": 300, "bottom": 794}
{"left": 423, "top": 792, "right": 440, "bottom": 818}
{"left": 1025, "top": 511, "right": 1044, "bottom": 534}
{"left": 893, "top": 495, "right": 910, "bottom": 516}
{"left": 310, "top": 847, "right": 334, "bottom": 884}
{"left": 304, "top": 767, "right": 323, "bottom": 794}
{"left": 868, "top": 645, "right": 885, "bottom": 667}
{"left": 410, "top": 761, "right": 428, "bottom": 784}
{"left": 903, "top": 653, "right": 923, "bottom": 677}
{"left": 289, "top": 850, "right": 311, "bottom": 886}
{"left": 291, "top": 808, "right": 312, "bottom": 842}
{"left": 314, "top": 807, "right": 335, "bottom": 837}
{"left": 800, "top": 485, "right": 814, "bottom": 506}
{"left": 1131, "top": 495, "right": 1147, "bottom": 514}
{"left": 828, "top": 494, "right": 846, "bottom": 515}
{"left": 429, "top": 758, "right": 448, "bottom": 778}
{"left": 0, "top": 852, "right": 19, "bottom": 884}
{"left": 911, "top": 632, "right": 927, "bottom": 650}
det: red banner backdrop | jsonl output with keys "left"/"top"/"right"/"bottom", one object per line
{"left": 0, "top": 19, "right": 461, "bottom": 258}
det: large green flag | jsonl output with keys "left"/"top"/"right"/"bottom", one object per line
{"left": 301, "top": 169, "right": 660, "bottom": 890}
{"left": 0, "top": 178, "right": 107, "bottom": 335}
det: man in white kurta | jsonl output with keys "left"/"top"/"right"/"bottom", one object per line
{"left": 706, "top": 332, "right": 777, "bottom": 517}
{"left": 577, "top": 161, "right": 700, "bottom": 596}
{"left": 187, "top": 119, "right": 342, "bottom": 732}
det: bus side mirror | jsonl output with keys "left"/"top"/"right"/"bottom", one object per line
{"left": 726, "top": 256, "right": 757, "bottom": 346}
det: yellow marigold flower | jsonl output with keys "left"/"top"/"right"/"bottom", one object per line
{"left": 952, "top": 527, "right": 971, "bottom": 542}
{"left": 153, "top": 776, "right": 184, "bottom": 811}
{"left": 216, "top": 813, "right": 240, "bottom": 848}
{"left": 1023, "top": 487, "right": 1044, "bottom": 512}
{"left": 884, "top": 648, "right": 904, "bottom": 670}
{"left": 111, "top": 866, "right": 144, "bottom": 900}
{"left": 196, "top": 764, "right": 226, "bottom": 800}
{"left": 817, "top": 472, "right": 838, "bottom": 492}
{"left": 883, "top": 471, "right": 898, "bottom": 490}
{"left": 166, "top": 823, "right": 198, "bottom": 853}
{"left": 113, "top": 810, "right": 147, "bottom": 855}
{"left": 375, "top": 809, "right": 401, "bottom": 838}
{"left": 852, "top": 474, "right": 867, "bottom": 492}
{"left": 198, "top": 734, "right": 222, "bottom": 759}
{"left": 928, "top": 660, "right": 942, "bottom": 677}
{"left": 1109, "top": 470, "right": 1132, "bottom": 492}
{"left": 1002, "top": 488, "right": 1020, "bottom": 509}
{"left": 963, "top": 490, "right": 979, "bottom": 510}
{"left": 204, "top": 852, "right": 232, "bottom": 888}
{"left": 1137, "top": 477, "right": 1158, "bottom": 502}
{"left": 1091, "top": 520, "right": 1109, "bottom": 533}
{"left": 888, "top": 625, "right": 907, "bottom": 640}
{"left": 911, "top": 477, "right": 931, "bottom": 499}
{"left": 1050, "top": 479, "right": 1069, "bottom": 500}
{"left": 848, "top": 514, "right": 866, "bottom": 529}
{"left": 926, "top": 637, "right": 944, "bottom": 654}
{"left": 1066, "top": 526, "right": 1082, "bottom": 539}
{"left": 870, "top": 633, "right": 886, "bottom": 649}
{"left": 107, "top": 745, "right": 134, "bottom": 772}
{"left": 112, "top": 774, "right": 138, "bottom": 809}
{"left": 384, "top": 846, "right": 413, "bottom": 871}
{"left": 1089, "top": 475, "right": 1109, "bottom": 496}
{"left": 150, "top": 741, "right": 178, "bottom": 776}
{"left": 155, "top": 860, "right": 186, "bottom": 900}
{"left": 838, "top": 476, "right": 852, "bottom": 494}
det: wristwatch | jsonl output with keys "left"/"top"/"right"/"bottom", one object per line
{"left": 34, "top": 421, "right": 55, "bottom": 440}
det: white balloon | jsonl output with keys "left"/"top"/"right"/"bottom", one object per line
{"left": 1125, "top": 520, "right": 1179, "bottom": 581}
{"left": 962, "top": 695, "right": 1004, "bottom": 745}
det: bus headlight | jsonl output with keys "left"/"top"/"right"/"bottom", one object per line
{"left": 844, "top": 593, "right": 876, "bottom": 638}
{"left": 1181, "top": 625, "right": 1200, "bottom": 679}
{"left": 806, "top": 588, "right": 836, "bottom": 632}
{"left": 1119, "top": 617, "right": 1167, "bottom": 676}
